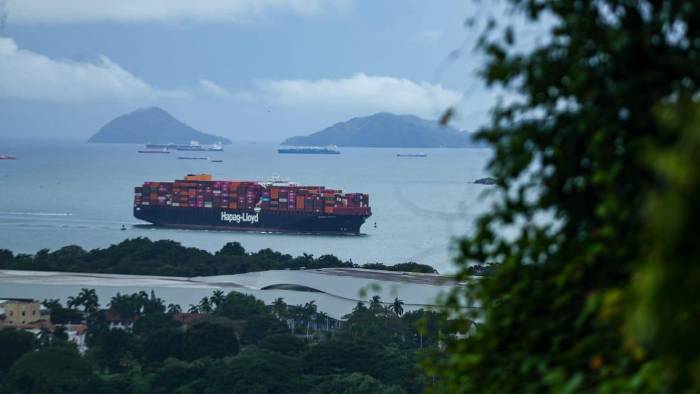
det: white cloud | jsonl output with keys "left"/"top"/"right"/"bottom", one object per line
{"left": 198, "top": 79, "right": 232, "bottom": 99}
{"left": 0, "top": 37, "right": 186, "bottom": 101}
{"left": 247, "top": 73, "right": 462, "bottom": 120}
{"left": 4, "top": 0, "right": 350, "bottom": 24}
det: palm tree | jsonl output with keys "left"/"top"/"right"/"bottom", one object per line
{"left": 66, "top": 295, "right": 79, "bottom": 310}
{"left": 198, "top": 297, "right": 212, "bottom": 313}
{"left": 369, "top": 295, "right": 383, "bottom": 313}
{"left": 42, "top": 299, "right": 61, "bottom": 311}
{"left": 188, "top": 304, "right": 200, "bottom": 313}
{"left": 303, "top": 301, "right": 317, "bottom": 335}
{"left": 167, "top": 303, "right": 182, "bottom": 314}
{"left": 80, "top": 288, "right": 100, "bottom": 314}
{"left": 353, "top": 301, "right": 367, "bottom": 312}
{"left": 316, "top": 311, "right": 331, "bottom": 331}
{"left": 390, "top": 297, "right": 404, "bottom": 316}
{"left": 109, "top": 293, "right": 140, "bottom": 318}
{"left": 209, "top": 289, "right": 226, "bottom": 310}
{"left": 287, "top": 305, "right": 304, "bottom": 334}
{"left": 67, "top": 288, "right": 100, "bottom": 314}
{"left": 271, "top": 297, "right": 287, "bottom": 319}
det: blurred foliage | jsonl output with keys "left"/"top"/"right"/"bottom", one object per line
{"left": 428, "top": 0, "right": 700, "bottom": 393}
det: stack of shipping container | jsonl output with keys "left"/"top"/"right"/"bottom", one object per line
{"left": 135, "top": 174, "right": 371, "bottom": 216}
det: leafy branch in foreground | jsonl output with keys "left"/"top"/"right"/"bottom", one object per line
{"left": 430, "top": 1, "right": 700, "bottom": 393}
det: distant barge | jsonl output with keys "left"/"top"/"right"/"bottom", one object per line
{"left": 278, "top": 146, "right": 340, "bottom": 155}
{"left": 138, "top": 149, "right": 170, "bottom": 154}
{"left": 396, "top": 153, "right": 427, "bottom": 158}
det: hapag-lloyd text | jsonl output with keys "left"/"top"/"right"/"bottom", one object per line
{"left": 221, "top": 211, "right": 259, "bottom": 224}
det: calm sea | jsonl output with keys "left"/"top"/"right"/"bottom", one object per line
{"left": 0, "top": 141, "right": 493, "bottom": 274}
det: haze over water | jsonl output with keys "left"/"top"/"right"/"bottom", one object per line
{"left": 0, "top": 142, "right": 493, "bottom": 273}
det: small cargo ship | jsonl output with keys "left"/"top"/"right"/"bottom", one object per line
{"left": 138, "top": 148, "right": 170, "bottom": 154}
{"left": 396, "top": 153, "right": 427, "bottom": 158}
{"left": 146, "top": 143, "right": 178, "bottom": 149}
{"left": 278, "top": 145, "right": 340, "bottom": 155}
{"left": 134, "top": 174, "right": 371, "bottom": 234}
{"left": 178, "top": 156, "right": 208, "bottom": 160}
{"left": 146, "top": 141, "right": 224, "bottom": 151}
{"left": 0, "top": 155, "right": 17, "bottom": 160}
{"left": 176, "top": 141, "right": 223, "bottom": 152}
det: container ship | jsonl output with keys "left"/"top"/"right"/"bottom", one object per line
{"left": 278, "top": 145, "right": 340, "bottom": 155}
{"left": 133, "top": 174, "right": 371, "bottom": 234}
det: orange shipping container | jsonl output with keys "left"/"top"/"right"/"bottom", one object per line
{"left": 296, "top": 196, "right": 305, "bottom": 209}
{"left": 184, "top": 174, "right": 212, "bottom": 181}
{"left": 271, "top": 189, "right": 279, "bottom": 199}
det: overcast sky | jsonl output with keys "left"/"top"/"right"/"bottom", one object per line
{"left": 0, "top": 0, "right": 522, "bottom": 143}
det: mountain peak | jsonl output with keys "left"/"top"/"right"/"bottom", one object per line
{"left": 282, "top": 112, "right": 477, "bottom": 148}
{"left": 88, "top": 107, "right": 231, "bottom": 144}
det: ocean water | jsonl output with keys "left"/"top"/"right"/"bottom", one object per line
{"left": 0, "top": 142, "right": 494, "bottom": 273}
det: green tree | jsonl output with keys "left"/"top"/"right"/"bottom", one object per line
{"left": 182, "top": 319, "right": 239, "bottom": 361}
{"left": 302, "top": 300, "right": 318, "bottom": 336}
{"left": 271, "top": 297, "right": 287, "bottom": 318}
{"left": 368, "top": 296, "right": 383, "bottom": 313}
{"left": 258, "top": 333, "right": 307, "bottom": 356}
{"left": 205, "top": 348, "right": 301, "bottom": 394}
{"left": 5, "top": 345, "right": 94, "bottom": 393}
{"left": 166, "top": 303, "right": 182, "bottom": 314}
{"left": 108, "top": 292, "right": 142, "bottom": 318}
{"left": 240, "top": 314, "right": 289, "bottom": 345}
{"left": 146, "top": 358, "right": 210, "bottom": 394}
{"left": 217, "top": 241, "right": 246, "bottom": 256}
{"left": 86, "top": 328, "right": 140, "bottom": 373}
{"left": 302, "top": 340, "right": 414, "bottom": 389}
{"left": 43, "top": 299, "right": 83, "bottom": 324}
{"left": 209, "top": 289, "right": 226, "bottom": 310}
{"left": 197, "top": 296, "right": 212, "bottom": 313}
{"left": 430, "top": 0, "right": 700, "bottom": 393}
{"left": 215, "top": 291, "right": 268, "bottom": 320}
{"left": 389, "top": 298, "right": 404, "bottom": 316}
{"left": 142, "top": 290, "right": 166, "bottom": 314}
{"left": 310, "top": 373, "right": 405, "bottom": 394}
{"left": 52, "top": 325, "right": 69, "bottom": 342}
{"left": 67, "top": 288, "right": 99, "bottom": 314}
{"left": 340, "top": 300, "right": 405, "bottom": 345}
{"left": 0, "top": 328, "right": 36, "bottom": 372}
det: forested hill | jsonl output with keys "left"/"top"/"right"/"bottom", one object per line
{"left": 88, "top": 107, "right": 231, "bottom": 144}
{"left": 0, "top": 238, "right": 437, "bottom": 277}
{"left": 282, "top": 112, "right": 479, "bottom": 148}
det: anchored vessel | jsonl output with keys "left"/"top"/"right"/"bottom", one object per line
{"left": 134, "top": 174, "right": 371, "bottom": 234}
{"left": 278, "top": 145, "right": 340, "bottom": 155}
{"left": 396, "top": 153, "right": 427, "bottom": 158}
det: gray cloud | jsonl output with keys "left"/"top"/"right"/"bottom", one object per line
{"left": 4, "top": 0, "right": 350, "bottom": 24}
{"left": 244, "top": 73, "right": 462, "bottom": 120}
{"left": 0, "top": 37, "right": 187, "bottom": 101}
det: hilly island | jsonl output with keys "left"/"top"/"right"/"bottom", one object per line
{"left": 282, "top": 112, "right": 479, "bottom": 148}
{"left": 88, "top": 107, "right": 231, "bottom": 144}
